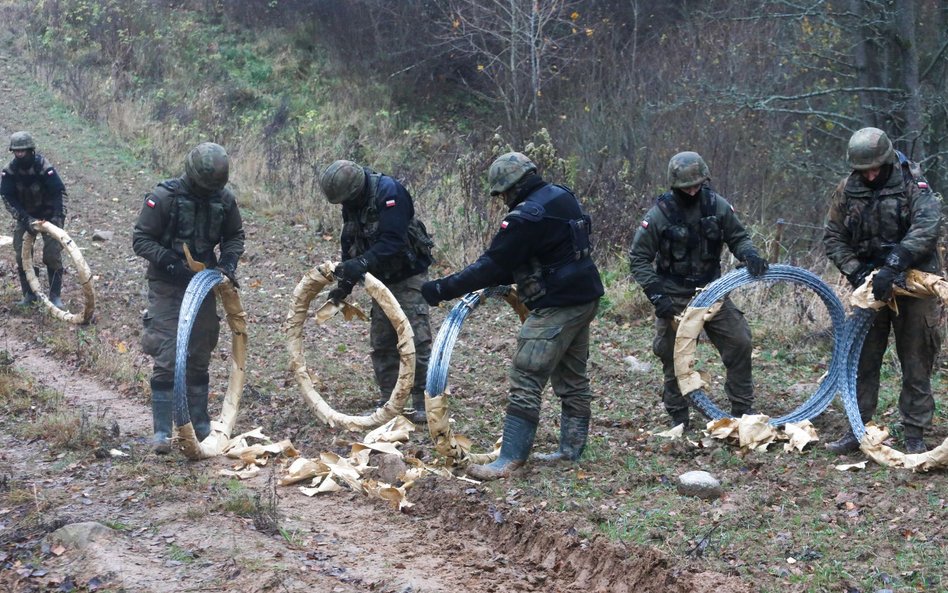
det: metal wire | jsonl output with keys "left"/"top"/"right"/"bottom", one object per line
{"left": 173, "top": 269, "right": 224, "bottom": 427}
{"left": 684, "top": 264, "right": 847, "bottom": 425}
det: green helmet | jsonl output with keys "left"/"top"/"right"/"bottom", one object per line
{"left": 667, "top": 151, "right": 710, "bottom": 188}
{"left": 9, "top": 131, "right": 35, "bottom": 152}
{"left": 488, "top": 152, "right": 537, "bottom": 196}
{"left": 319, "top": 160, "right": 366, "bottom": 204}
{"left": 184, "top": 142, "right": 229, "bottom": 192}
{"left": 847, "top": 127, "right": 895, "bottom": 170}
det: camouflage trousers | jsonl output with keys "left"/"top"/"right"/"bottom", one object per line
{"left": 13, "top": 222, "right": 63, "bottom": 273}
{"left": 653, "top": 295, "right": 753, "bottom": 417}
{"left": 507, "top": 299, "right": 599, "bottom": 422}
{"left": 370, "top": 273, "right": 432, "bottom": 403}
{"left": 857, "top": 296, "right": 943, "bottom": 438}
{"left": 140, "top": 279, "right": 220, "bottom": 386}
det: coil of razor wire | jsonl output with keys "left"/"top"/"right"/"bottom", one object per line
{"left": 684, "top": 264, "right": 847, "bottom": 425}
{"left": 838, "top": 306, "right": 876, "bottom": 441}
{"left": 426, "top": 286, "right": 513, "bottom": 397}
{"left": 173, "top": 269, "right": 224, "bottom": 427}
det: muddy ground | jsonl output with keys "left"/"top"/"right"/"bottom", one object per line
{"left": 0, "top": 40, "right": 944, "bottom": 593}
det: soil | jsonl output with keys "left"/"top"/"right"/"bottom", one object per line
{"left": 0, "top": 51, "right": 756, "bottom": 592}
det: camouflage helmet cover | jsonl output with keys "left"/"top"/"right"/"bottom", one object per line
{"left": 319, "top": 160, "right": 366, "bottom": 204}
{"left": 667, "top": 151, "right": 710, "bottom": 188}
{"left": 9, "top": 131, "right": 35, "bottom": 152}
{"left": 184, "top": 142, "right": 229, "bottom": 192}
{"left": 488, "top": 152, "right": 537, "bottom": 196}
{"left": 847, "top": 127, "right": 895, "bottom": 171}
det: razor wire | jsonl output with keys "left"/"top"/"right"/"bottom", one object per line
{"left": 173, "top": 269, "right": 224, "bottom": 428}
{"left": 838, "top": 307, "right": 876, "bottom": 441}
{"left": 682, "top": 264, "right": 848, "bottom": 425}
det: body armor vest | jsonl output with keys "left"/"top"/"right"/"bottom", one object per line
{"left": 156, "top": 179, "right": 227, "bottom": 263}
{"left": 655, "top": 189, "right": 722, "bottom": 286}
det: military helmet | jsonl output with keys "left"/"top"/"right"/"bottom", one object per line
{"left": 846, "top": 127, "right": 895, "bottom": 170}
{"left": 319, "top": 160, "right": 366, "bottom": 204}
{"left": 488, "top": 152, "right": 537, "bottom": 196}
{"left": 9, "top": 131, "right": 35, "bottom": 152}
{"left": 667, "top": 151, "right": 710, "bottom": 188}
{"left": 184, "top": 142, "right": 229, "bottom": 192}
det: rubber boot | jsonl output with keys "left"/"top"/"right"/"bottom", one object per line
{"left": 668, "top": 408, "right": 690, "bottom": 430}
{"left": 466, "top": 414, "right": 537, "bottom": 481}
{"left": 186, "top": 383, "right": 212, "bottom": 442}
{"left": 904, "top": 436, "right": 927, "bottom": 454}
{"left": 151, "top": 382, "right": 174, "bottom": 454}
{"left": 825, "top": 430, "right": 860, "bottom": 454}
{"left": 47, "top": 267, "right": 64, "bottom": 309}
{"left": 534, "top": 413, "right": 589, "bottom": 462}
{"left": 16, "top": 269, "right": 37, "bottom": 307}
{"left": 407, "top": 390, "right": 427, "bottom": 424}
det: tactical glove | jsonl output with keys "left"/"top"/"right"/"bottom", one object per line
{"left": 22, "top": 216, "right": 38, "bottom": 235}
{"left": 645, "top": 286, "right": 676, "bottom": 319}
{"left": 845, "top": 263, "right": 874, "bottom": 289}
{"left": 335, "top": 256, "right": 370, "bottom": 284}
{"left": 49, "top": 215, "right": 65, "bottom": 229}
{"left": 871, "top": 266, "right": 901, "bottom": 302}
{"left": 160, "top": 254, "right": 196, "bottom": 285}
{"left": 421, "top": 280, "right": 443, "bottom": 307}
{"left": 217, "top": 254, "right": 240, "bottom": 289}
{"left": 742, "top": 251, "right": 769, "bottom": 278}
{"left": 328, "top": 279, "right": 355, "bottom": 304}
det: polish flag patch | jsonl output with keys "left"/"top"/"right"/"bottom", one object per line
{"left": 501, "top": 220, "right": 509, "bottom": 230}
{"left": 146, "top": 198, "right": 157, "bottom": 208}
{"left": 918, "top": 181, "right": 929, "bottom": 189}
{"left": 640, "top": 220, "right": 649, "bottom": 229}
{"left": 385, "top": 199, "right": 396, "bottom": 208}
{"left": 47, "top": 169, "right": 55, "bottom": 176}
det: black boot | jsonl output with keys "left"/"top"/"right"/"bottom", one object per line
{"left": 407, "top": 390, "right": 427, "bottom": 424}
{"left": 151, "top": 381, "right": 174, "bottom": 454}
{"left": 904, "top": 436, "right": 927, "bottom": 454}
{"left": 186, "top": 383, "right": 212, "bottom": 442}
{"left": 825, "top": 430, "right": 860, "bottom": 454}
{"left": 731, "top": 402, "right": 756, "bottom": 417}
{"left": 466, "top": 414, "right": 538, "bottom": 481}
{"left": 534, "top": 413, "right": 589, "bottom": 462}
{"left": 47, "top": 267, "right": 64, "bottom": 309}
{"left": 668, "top": 408, "right": 690, "bottom": 430}
{"left": 16, "top": 269, "right": 37, "bottom": 307}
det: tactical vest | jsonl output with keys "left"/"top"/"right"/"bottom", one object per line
{"left": 342, "top": 172, "right": 434, "bottom": 282}
{"left": 3, "top": 155, "right": 61, "bottom": 215}
{"left": 508, "top": 184, "right": 595, "bottom": 306}
{"left": 841, "top": 152, "right": 925, "bottom": 266}
{"left": 155, "top": 179, "right": 228, "bottom": 263}
{"left": 655, "top": 189, "right": 722, "bottom": 286}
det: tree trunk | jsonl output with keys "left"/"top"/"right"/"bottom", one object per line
{"left": 893, "top": 1, "right": 924, "bottom": 159}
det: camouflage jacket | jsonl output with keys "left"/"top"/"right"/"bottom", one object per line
{"left": 628, "top": 186, "right": 755, "bottom": 297}
{"left": 132, "top": 178, "right": 245, "bottom": 283}
{"left": 823, "top": 155, "right": 942, "bottom": 276}
{"left": 0, "top": 153, "right": 67, "bottom": 224}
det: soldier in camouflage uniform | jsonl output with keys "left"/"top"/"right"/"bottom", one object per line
{"left": 629, "top": 152, "right": 769, "bottom": 429}
{"left": 1, "top": 132, "right": 68, "bottom": 308}
{"left": 133, "top": 142, "right": 245, "bottom": 454}
{"left": 319, "top": 160, "right": 434, "bottom": 424}
{"left": 421, "top": 152, "right": 604, "bottom": 481}
{"left": 823, "top": 127, "right": 943, "bottom": 455}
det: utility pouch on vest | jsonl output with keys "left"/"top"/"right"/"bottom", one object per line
{"left": 568, "top": 215, "right": 592, "bottom": 260}
{"left": 513, "top": 257, "right": 547, "bottom": 305}
{"left": 407, "top": 218, "right": 434, "bottom": 266}
{"left": 699, "top": 215, "right": 721, "bottom": 260}
{"left": 666, "top": 225, "right": 690, "bottom": 261}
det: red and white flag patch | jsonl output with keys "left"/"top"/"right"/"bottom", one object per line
{"left": 919, "top": 181, "right": 929, "bottom": 189}
{"left": 501, "top": 220, "right": 509, "bottom": 230}
{"left": 640, "top": 220, "right": 649, "bottom": 229}
{"left": 385, "top": 199, "right": 396, "bottom": 208}
{"left": 47, "top": 169, "right": 55, "bottom": 176}
{"left": 146, "top": 198, "right": 157, "bottom": 208}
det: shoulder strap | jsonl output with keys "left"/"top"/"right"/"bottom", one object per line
{"left": 656, "top": 193, "right": 683, "bottom": 226}
{"left": 701, "top": 189, "right": 716, "bottom": 217}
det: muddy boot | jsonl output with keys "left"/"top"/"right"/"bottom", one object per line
{"left": 534, "top": 413, "right": 589, "bottom": 462}
{"left": 151, "top": 381, "right": 174, "bottom": 455}
{"left": 731, "top": 403, "right": 756, "bottom": 418}
{"left": 668, "top": 408, "right": 690, "bottom": 430}
{"left": 904, "top": 436, "right": 927, "bottom": 454}
{"left": 186, "top": 383, "right": 212, "bottom": 442}
{"left": 16, "top": 269, "right": 37, "bottom": 307}
{"left": 406, "top": 391, "right": 427, "bottom": 424}
{"left": 825, "top": 430, "right": 860, "bottom": 454}
{"left": 47, "top": 267, "right": 64, "bottom": 309}
{"left": 466, "top": 414, "right": 537, "bottom": 481}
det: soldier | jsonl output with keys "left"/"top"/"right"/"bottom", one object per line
{"left": 421, "top": 152, "right": 604, "bottom": 481}
{"left": 629, "top": 151, "right": 769, "bottom": 429}
{"left": 1, "top": 132, "right": 68, "bottom": 308}
{"left": 319, "top": 160, "right": 434, "bottom": 424}
{"left": 132, "top": 142, "right": 244, "bottom": 454}
{"left": 823, "top": 127, "right": 942, "bottom": 455}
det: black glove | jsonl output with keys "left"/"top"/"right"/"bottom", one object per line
{"left": 335, "top": 256, "right": 369, "bottom": 284}
{"left": 845, "top": 263, "right": 874, "bottom": 289}
{"left": 871, "top": 266, "right": 901, "bottom": 302}
{"left": 22, "top": 215, "right": 38, "bottom": 235}
{"left": 49, "top": 215, "right": 65, "bottom": 229}
{"left": 328, "top": 279, "right": 355, "bottom": 304}
{"left": 421, "top": 280, "right": 443, "bottom": 307}
{"left": 161, "top": 254, "right": 196, "bottom": 285}
{"left": 217, "top": 254, "right": 240, "bottom": 289}
{"left": 645, "top": 286, "right": 676, "bottom": 319}
{"left": 742, "top": 251, "right": 769, "bottom": 278}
